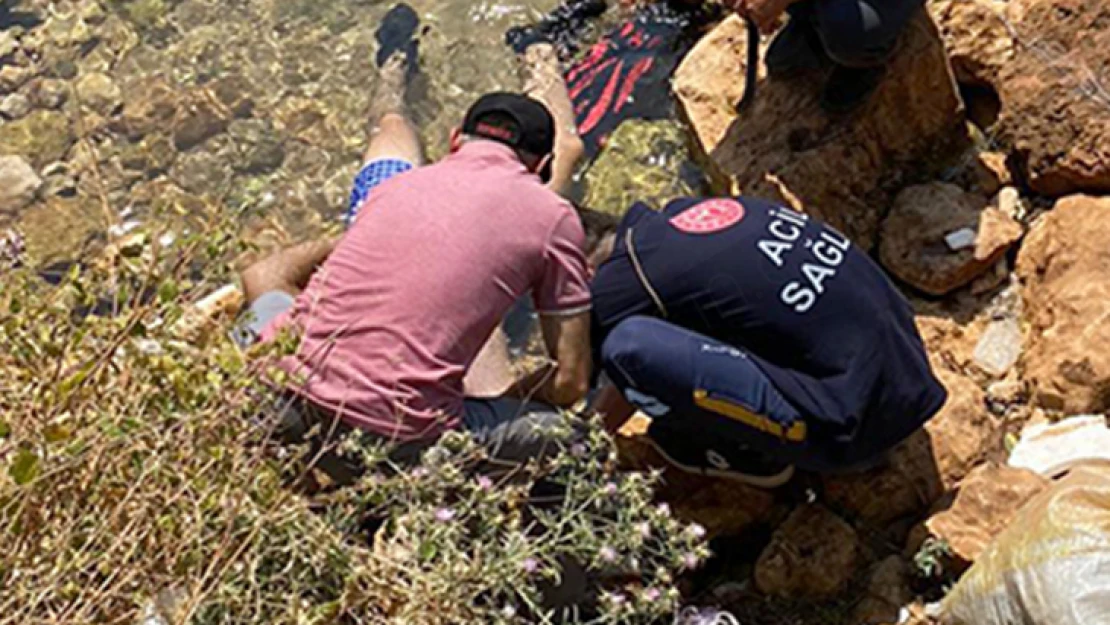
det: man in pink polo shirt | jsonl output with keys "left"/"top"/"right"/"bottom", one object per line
{"left": 239, "top": 63, "right": 593, "bottom": 479}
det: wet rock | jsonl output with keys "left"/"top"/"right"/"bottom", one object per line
{"left": 0, "top": 31, "right": 18, "bottom": 60}
{"left": 173, "top": 96, "right": 229, "bottom": 152}
{"left": 973, "top": 317, "right": 1022, "bottom": 377}
{"left": 674, "top": 12, "right": 964, "bottom": 248}
{"left": 38, "top": 161, "right": 78, "bottom": 198}
{"left": 117, "top": 77, "right": 181, "bottom": 140}
{"left": 1017, "top": 195, "right": 1110, "bottom": 412}
{"left": 855, "top": 556, "right": 913, "bottom": 625}
{"left": 27, "top": 78, "right": 70, "bottom": 110}
{"left": 825, "top": 368, "right": 993, "bottom": 523}
{"left": 229, "top": 119, "right": 285, "bottom": 175}
{"left": 0, "top": 155, "right": 43, "bottom": 214}
{"left": 880, "top": 183, "right": 1023, "bottom": 295}
{"left": 169, "top": 150, "right": 231, "bottom": 196}
{"left": 0, "top": 92, "right": 31, "bottom": 119}
{"left": 583, "top": 120, "right": 704, "bottom": 215}
{"left": 0, "top": 110, "right": 75, "bottom": 168}
{"left": 0, "top": 65, "right": 34, "bottom": 94}
{"left": 616, "top": 415, "right": 777, "bottom": 538}
{"left": 75, "top": 72, "right": 122, "bottom": 115}
{"left": 916, "top": 464, "right": 1048, "bottom": 571}
{"left": 15, "top": 196, "right": 105, "bottom": 264}
{"left": 120, "top": 133, "right": 177, "bottom": 175}
{"left": 754, "top": 505, "right": 860, "bottom": 598}
{"left": 206, "top": 75, "right": 255, "bottom": 119}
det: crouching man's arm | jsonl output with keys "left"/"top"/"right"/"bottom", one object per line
{"left": 509, "top": 311, "right": 592, "bottom": 408}
{"left": 239, "top": 239, "right": 337, "bottom": 304}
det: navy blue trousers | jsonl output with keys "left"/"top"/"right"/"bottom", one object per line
{"left": 600, "top": 316, "right": 819, "bottom": 468}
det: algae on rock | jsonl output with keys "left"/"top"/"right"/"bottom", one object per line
{"left": 583, "top": 119, "right": 706, "bottom": 217}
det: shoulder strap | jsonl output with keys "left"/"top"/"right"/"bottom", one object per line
{"left": 625, "top": 227, "right": 669, "bottom": 319}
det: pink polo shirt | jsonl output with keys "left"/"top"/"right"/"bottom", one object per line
{"left": 263, "top": 141, "right": 591, "bottom": 441}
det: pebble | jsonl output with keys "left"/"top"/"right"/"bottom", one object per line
{"left": 29, "top": 78, "right": 69, "bottom": 109}
{"left": 0, "top": 155, "right": 43, "bottom": 214}
{"left": 996, "top": 186, "right": 1025, "bottom": 222}
{"left": 0, "top": 92, "right": 31, "bottom": 119}
{"left": 974, "top": 317, "right": 1023, "bottom": 377}
{"left": 945, "top": 227, "right": 977, "bottom": 252}
{"left": 0, "top": 65, "right": 34, "bottom": 94}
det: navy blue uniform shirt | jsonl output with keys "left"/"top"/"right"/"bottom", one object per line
{"left": 591, "top": 197, "right": 947, "bottom": 462}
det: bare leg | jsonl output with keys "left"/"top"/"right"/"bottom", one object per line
{"left": 519, "top": 43, "right": 584, "bottom": 198}
{"left": 364, "top": 54, "right": 425, "bottom": 166}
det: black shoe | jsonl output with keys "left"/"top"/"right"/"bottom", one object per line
{"left": 375, "top": 4, "right": 420, "bottom": 69}
{"left": 646, "top": 421, "right": 795, "bottom": 489}
{"left": 765, "top": 17, "right": 828, "bottom": 78}
{"left": 505, "top": 0, "right": 607, "bottom": 59}
{"left": 820, "top": 64, "right": 886, "bottom": 114}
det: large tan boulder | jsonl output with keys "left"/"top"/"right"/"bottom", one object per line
{"left": 931, "top": 0, "right": 1110, "bottom": 196}
{"left": 928, "top": 0, "right": 1016, "bottom": 85}
{"left": 674, "top": 12, "right": 964, "bottom": 249}
{"left": 1017, "top": 195, "right": 1110, "bottom": 412}
{"left": 825, "top": 368, "right": 994, "bottom": 523}
{"left": 880, "top": 183, "right": 1022, "bottom": 295}
{"left": 754, "top": 505, "right": 860, "bottom": 598}
{"left": 996, "top": 0, "right": 1110, "bottom": 196}
{"left": 914, "top": 464, "right": 1049, "bottom": 571}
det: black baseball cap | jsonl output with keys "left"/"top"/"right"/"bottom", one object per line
{"left": 462, "top": 92, "right": 556, "bottom": 157}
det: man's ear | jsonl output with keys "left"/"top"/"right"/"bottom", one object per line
{"left": 448, "top": 128, "right": 463, "bottom": 153}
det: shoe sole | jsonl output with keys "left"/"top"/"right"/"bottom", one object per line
{"left": 645, "top": 437, "right": 795, "bottom": 489}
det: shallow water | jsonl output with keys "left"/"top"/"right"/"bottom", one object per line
{"left": 2, "top": 0, "right": 703, "bottom": 263}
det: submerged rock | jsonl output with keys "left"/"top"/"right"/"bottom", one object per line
{"left": 75, "top": 71, "right": 123, "bottom": 116}
{"left": 0, "top": 110, "right": 75, "bottom": 167}
{"left": 675, "top": 12, "right": 965, "bottom": 249}
{"left": 583, "top": 119, "right": 704, "bottom": 215}
{"left": 27, "top": 77, "right": 69, "bottom": 110}
{"left": 754, "top": 504, "right": 860, "bottom": 598}
{"left": 0, "top": 155, "right": 42, "bottom": 215}
{"left": 880, "top": 183, "right": 1022, "bottom": 295}
{"left": 1017, "top": 195, "right": 1110, "bottom": 413}
{"left": 0, "top": 93, "right": 31, "bottom": 119}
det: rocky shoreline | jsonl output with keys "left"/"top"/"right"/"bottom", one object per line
{"left": 2, "top": 0, "right": 1109, "bottom": 623}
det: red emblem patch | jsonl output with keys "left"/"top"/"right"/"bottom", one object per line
{"left": 669, "top": 199, "right": 745, "bottom": 234}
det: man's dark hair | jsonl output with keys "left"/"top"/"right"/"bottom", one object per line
{"left": 575, "top": 204, "right": 620, "bottom": 257}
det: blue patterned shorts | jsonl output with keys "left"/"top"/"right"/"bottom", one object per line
{"left": 346, "top": 157, "right": 416, "bottom": 225}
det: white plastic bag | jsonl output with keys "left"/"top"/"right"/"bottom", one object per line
{"left": 942, "top": 465, "right": 1110, "bottom": 625}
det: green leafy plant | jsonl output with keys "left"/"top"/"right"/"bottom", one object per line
{"left": 913, "top": 537, "right": 954, "bottom": 581}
